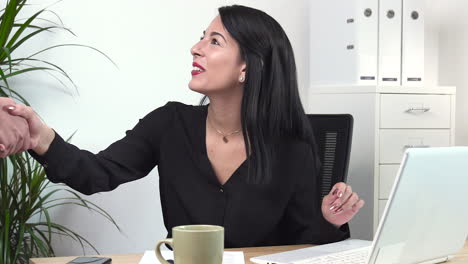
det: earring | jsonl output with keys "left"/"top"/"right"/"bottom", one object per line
{"left": 239, "top": 76, "right": 245, "bottom": 83}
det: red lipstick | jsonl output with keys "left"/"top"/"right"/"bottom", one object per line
{"left": 191, "top": 62, "right": 206, "bottom": 76}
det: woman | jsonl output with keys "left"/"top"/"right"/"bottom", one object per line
{"left": 0, "top": 5, "right": 363, "bottom": 247}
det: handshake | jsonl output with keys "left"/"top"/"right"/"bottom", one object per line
{"left": 0, "top": 97, "right": 55, "bottom": 158}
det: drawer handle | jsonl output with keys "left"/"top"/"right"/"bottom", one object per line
{"left": 405, "top": 107, "right": 431, "bottom": 113}
{"left": 404, "top": 144, "right": 431, "bottom": 149}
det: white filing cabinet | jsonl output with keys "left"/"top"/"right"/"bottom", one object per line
{"left": 306, "top": 85, "right": 456, "bottom": 239}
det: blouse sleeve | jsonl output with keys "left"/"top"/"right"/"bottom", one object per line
{"left": 281, "top": 144, "right": 350, "bottom": 244}
{"left": 29, "top": 102, "right": 177, "bottom": 195}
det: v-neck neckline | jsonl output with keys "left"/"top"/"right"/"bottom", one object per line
{"left": 200, "top": 105, "right": 248, "bottom": 187}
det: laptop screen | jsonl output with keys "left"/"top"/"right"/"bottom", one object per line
{"left": 368, "top": 147, "right": 468, "bottom": 264}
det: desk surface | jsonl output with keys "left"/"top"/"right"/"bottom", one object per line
{"left": 30, "top": 242, "right": 468, "bottom": 264}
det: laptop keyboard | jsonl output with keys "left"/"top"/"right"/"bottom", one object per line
{"left": 292, "top": 246, "right": 371, "bottom": 264}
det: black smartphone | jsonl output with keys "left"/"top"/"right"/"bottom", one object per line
{"left": 67, "top": 257, "right": 112, "bottom": 264}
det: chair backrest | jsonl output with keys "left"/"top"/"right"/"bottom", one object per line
{"left": 307, "top": 114, "right": 353, "bottom": 199}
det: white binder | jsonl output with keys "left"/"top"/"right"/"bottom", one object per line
{"left": 378, "top": 0, "right": 402, "bottom": 86}
{"left": 309, "top": 0, "right": 378, "bottom": 85}
{"left": 309, "top": 0, "right": 425, "bottom": 87}
{"left": 401, "top": 0, "right": 425, "bottom": 87}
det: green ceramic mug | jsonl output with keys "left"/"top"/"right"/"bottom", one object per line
{"left": 155, "top": 225, "right": 224, "bottom": 264}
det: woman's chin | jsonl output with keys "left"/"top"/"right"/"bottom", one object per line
{"left": 188, "top": 83, "right": 206, "bottom": 94}
{"left": 188, "top": 83, "right": 198, "bottom": 91}
{"left": 189, "top": 78, "right": 211, "bottom": 91}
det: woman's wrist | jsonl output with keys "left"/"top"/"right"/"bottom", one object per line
{"left": 33, "top": 126, "right": 55, "bottom": 155}
{"left": 332, "top": 223, "right": 342, "bottom": 229}
{"left": 325, "top": 217, "right": 342, "bottom": 229}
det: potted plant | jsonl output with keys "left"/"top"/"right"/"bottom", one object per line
{"left": 0, "top": 1, "right": 119, "bottom": 263}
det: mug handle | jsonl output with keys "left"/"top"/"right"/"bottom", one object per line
{"left": 155, "top": 238, "right": 173, "bottom": 264}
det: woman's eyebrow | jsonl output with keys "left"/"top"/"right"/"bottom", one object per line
{"left": 203, "top": 30, "right": 227, "bottom": 43}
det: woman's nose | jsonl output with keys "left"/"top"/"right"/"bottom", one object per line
{"left": 190, "top": 41, "right": 203, "bottom": 57}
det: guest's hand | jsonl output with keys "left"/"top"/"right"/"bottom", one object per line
{"left": 0, "top": 97, "right": 31, "bottom": 157}
{"left": 0, "top": 98, "right": 55, "bottom": 156}
{"left": 321, "top": 182, "right": 365, "bottom": 227}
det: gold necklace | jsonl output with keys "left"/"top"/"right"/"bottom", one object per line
{"left": 207, "top": 116, "right": 241, "bottom": 143}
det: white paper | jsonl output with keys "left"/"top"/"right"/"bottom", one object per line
{"left": 138, "top": 250, "right": 244, "bottom": 264}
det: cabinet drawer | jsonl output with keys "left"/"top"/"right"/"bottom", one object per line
{"left": 380, "top": 94, "right": 451, "bottom": 128}
{"left": 379, "top": 165, "right": 400, "bottom": 199}
{"left": 378, "top": 199, "right": 387, "bottom": 222}
{"left": 379, "top": 129, "right": 450, "bottom": 163}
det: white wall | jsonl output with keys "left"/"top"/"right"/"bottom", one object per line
{"left": 424, "top": 0, "right": 468, "bottom": 146}
{"left": 12, "top": 0, "right": 310, "bottom": 255}
{"left": 439, "top": 27, "right": 468, "bottom": 146}
{"left": 435, "top": 3, "right": 468, "bottom": 146}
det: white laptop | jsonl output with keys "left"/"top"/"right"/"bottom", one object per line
{"left": 251, "top": 147, "right": 468, "bottom": 264}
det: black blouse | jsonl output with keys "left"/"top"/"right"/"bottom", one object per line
{"left": 31, "top": 102, "right": 349, "bottom": 248}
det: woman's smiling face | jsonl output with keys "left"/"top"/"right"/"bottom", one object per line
{"left": 188, "top": 16, "right": 246, "bottom": 96}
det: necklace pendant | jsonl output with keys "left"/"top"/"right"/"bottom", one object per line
{"left": 222, "top": 136, "right": 229, "bottom": 143}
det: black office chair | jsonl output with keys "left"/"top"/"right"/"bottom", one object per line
{"left": 307, "top": 114, "right": 354, "bottom": 200}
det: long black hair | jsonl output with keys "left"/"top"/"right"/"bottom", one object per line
{"left": 202, "top": 5, "right": 317, "bottom": 184}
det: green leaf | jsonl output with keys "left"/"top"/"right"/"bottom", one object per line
{"left": 0, "top": 0, "right": 19, "bottom": 48}
{"left": 0, "top": 66, "right": 11, "bottom": 92}
{"left": 1, "top": 46, "right": 13, "bottom": 76}
{"left": 33, "top": 222, "right": 100, "bottom": 254}
{"left": 30, "top": 226, "right": 55, "bottom": 256}
{"left": 2, "top": 66, "right": 55, "bottom": 78}
{"left": 12, "top": 23, "right": 43, "bottom": 30}
{"left": 0, "top": 87, "right": 30, "bottom": 105}
{"left": 28, "top": 228, "right": 51, "bottom": 256}
{"left": 3, "top": 8, "right": 45, "bottom": 56}
{"left": 8, "top": 57, "right": 78, "bottom": 91}
{"left": 0, "top": 86, "right": 9, "bottom": 97}
{"left": 3, "top": 25, "right": 74, "bottom": 62}
{"left": 12, "top": 223, "right": 26, "bottom": 263}
{"left": 26, "top": 44, "right": 119, "bottom": 68}
{"left": 2, "top": 210, "right": 11, "bottom": 263}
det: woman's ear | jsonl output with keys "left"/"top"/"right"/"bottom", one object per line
{"left": 241, "top": 63, "right": 246, "bottom": 76}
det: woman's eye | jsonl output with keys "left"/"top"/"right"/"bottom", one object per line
{"left": 199, "top": 36, "right": 204, "bottom": 41}
{"left": 211, "top": 38, "right": 220, "bottom": 45}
